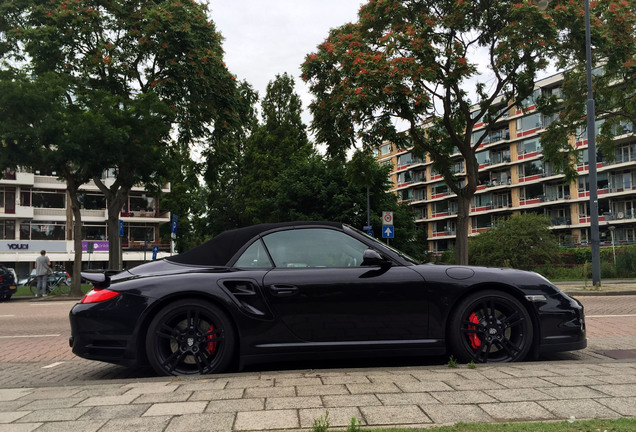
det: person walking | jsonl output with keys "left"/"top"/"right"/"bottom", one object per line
{"left": 34, "top": 250, "right": 51, "bottom": 297}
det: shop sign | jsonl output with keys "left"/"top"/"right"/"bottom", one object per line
{"left": 0, "top": 241, "right": 68, "bottom": 253}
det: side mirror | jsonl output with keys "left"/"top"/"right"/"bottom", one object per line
{"left": 362, "top": 249, "right": 392, "bottom": 268}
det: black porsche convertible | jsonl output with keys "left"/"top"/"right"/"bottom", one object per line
{"left": 70, "top": 221, "right": 586, "bottom": 376}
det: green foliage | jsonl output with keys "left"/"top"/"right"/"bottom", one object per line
{"left": 539, "top": 1, "right": 636, "bottom": 181}
{"left": 467, "top": 361, "right": 477, "bottom": 370}
{"left": 312, "top": 411, "right": 330, "bottom": 432}
{"left": 447, "top": 355, "right": 458, "bottom": 368}
{"left": 468, "top": 213, "right": 559, "bottom": 270}
{"left": 302, "top": 0, "right": 557, "bottom": 265}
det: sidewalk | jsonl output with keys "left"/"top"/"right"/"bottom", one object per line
{"left": 1, "top": 361, "right": 635, "bottom": 431}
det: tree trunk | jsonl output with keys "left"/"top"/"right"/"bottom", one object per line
{"left": 66, "top": 181, "right": 84, "bottom": 297}
{"left": 455, "top": 194, "right": 471, "bottom": 266}
{"left": 93, "top": 177, "right": 130, "bottom": 270}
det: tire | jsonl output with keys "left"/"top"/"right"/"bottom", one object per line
{"left": 145, "top": 300, "right": 236, "bottom": 376}
{"left": 448, "top": 290, "right": 533, "bottom": 363}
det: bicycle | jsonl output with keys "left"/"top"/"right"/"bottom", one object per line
{"left": 29, "top": 271, "right": 71, "bottom": 296}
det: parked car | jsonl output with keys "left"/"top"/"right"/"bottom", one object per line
{"left": 0, "top": 265, "right": 17, "bottom": 302}
{"left": 70, "top": 221, "right": 586, "bottom": 376}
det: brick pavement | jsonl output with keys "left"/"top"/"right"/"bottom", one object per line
{"left": 0, "top": 286, "right": 635, "bottom": 430}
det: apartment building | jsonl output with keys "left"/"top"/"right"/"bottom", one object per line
{"left": 377, "top": 73, "right": 636, "bottom": 253}
{"left": 0, "top": 168, "right": 171, "bottom": 278}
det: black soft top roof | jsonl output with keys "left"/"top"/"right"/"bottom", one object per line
{"left": 166, "top": 221, "right": 344, "bottom": 266}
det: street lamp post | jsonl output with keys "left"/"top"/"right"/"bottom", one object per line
{"left": 609, "top": 225, "right": 616, "bottom": 266}
{"left": 537, "top": 0, "right": 601, "bottom": 284}
{"left": 584, "top": 0, "right": 602, "bottom": 286}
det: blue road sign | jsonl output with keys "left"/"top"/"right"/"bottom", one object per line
{"left": 118, "top": 220, "right": 124, "bottom": 237}
{"left": 152, "top": 245, "right": 159, "bottom": 260}
{"left": 171, "top": 214, "right": 178, "bottom": 234}
{"left": 382, "top": 225, "right": 394, "bottom": 239}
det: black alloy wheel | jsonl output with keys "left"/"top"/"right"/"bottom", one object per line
{"left": 145, "top": 300, "right": 235, "bottom": 376}
{"left": 449, "top": 290, "right": 533, "bottom": 363}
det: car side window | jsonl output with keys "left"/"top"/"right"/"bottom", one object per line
{"left": 234, "top": 239, "right": 273, "bottom": 268}
{"left": 262, "top": 228, "right": 368, "bottom": 268}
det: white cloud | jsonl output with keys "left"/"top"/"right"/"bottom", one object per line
{"left": 209, "top": 1, "right": 364, "bottom": 124}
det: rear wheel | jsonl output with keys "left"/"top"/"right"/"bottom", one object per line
{"left": 145, "top": 300, "right": 235, "bottom": 376}
{"left": 449, "top": 290, "right": 533, "bottom": 363}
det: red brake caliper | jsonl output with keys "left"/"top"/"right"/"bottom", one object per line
{"left": 206, "top": 325, "right": 218, "bottom": 354}
{"left": 468, "top": 312, "right": 482, "bottom": 350}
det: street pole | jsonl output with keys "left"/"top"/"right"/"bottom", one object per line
{"left": 584, "top": 0, "right": 601, "bottom": 286}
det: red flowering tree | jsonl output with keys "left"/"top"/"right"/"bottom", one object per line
{"left": 302, "top": 0, "right": 556, "bottom": 264}
{"left": 0, "top": 1, "right": 239, "bottom": 277}
{"left": 539, "top": 0, "right": 636, "bottom": 180}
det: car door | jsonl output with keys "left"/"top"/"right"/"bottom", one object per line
{"left": 259, "top": 227, "right": 429, "bottom": 342}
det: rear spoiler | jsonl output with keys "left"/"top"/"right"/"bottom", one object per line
{"left": 81, "top": 270, "right": 120, "bottom": 289}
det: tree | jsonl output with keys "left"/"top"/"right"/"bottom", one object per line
{"left": 0, "top": 0, "right": 239, "bottom": 270}
{"left": 302, "top": 0, "right": 557, "bottom": 265}
{"left": 538, "top": 1, "right": 636, "bottom": 180}
{"left": 468, "top": 213, "right": 559, "bottom": 270}
{"left": 234, "top": 73, "right": 313, "bottom": 225}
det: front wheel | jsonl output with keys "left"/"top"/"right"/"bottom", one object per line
{"left": 145, "top": 300, "right": 236, "bottom": 376}
{"left": 448, "top": 290, "right": 533, "bottom": 363}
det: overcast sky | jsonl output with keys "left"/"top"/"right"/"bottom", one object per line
{"left": 209, "top": 1, "right": 365, "bottom": 124}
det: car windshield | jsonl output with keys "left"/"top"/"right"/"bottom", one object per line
{"left": 348, "top": 226, "right": 420, "bottom": 265}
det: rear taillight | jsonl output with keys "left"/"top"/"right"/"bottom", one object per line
{"left": 80, "top": 289, "right": 120, "bottom": 304}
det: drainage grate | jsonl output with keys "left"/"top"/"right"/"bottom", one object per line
{"left": 595, "top": 349, "right": 636, "bottom": 359}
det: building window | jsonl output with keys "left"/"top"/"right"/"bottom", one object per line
{"left": 78, "top": 193, "right": 106, "bottom": 210}
{"left": 27, "top": 222, "right": 66, "bottom": 240}
{"left": 0, "top": 220, "right": 15, "bottom": 240}
{"left": 379, "top": 143, "right": 392, "bottom": 155}
{"left": 82, "top": 224, "right": 107, "bottom": 240}
{"left": 129, "top": 226, "right": 154, "bottom": 242}
{"left": 516, "top": 112, "right": 542, "bottom": 132}
{"left": 519, "top": 161, "right": 544, "bottom": 178}
{"left": 32, "top": 190, "right": 66, "bottom": 209}
{"left": 518, "top": 138, "right": 541, "bottom": 155}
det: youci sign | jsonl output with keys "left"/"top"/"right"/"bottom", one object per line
{"left": 6, "top": 244, "right": 28, "bottom": 250}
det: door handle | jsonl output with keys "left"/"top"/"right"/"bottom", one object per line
{"left": 269, "top": 284, "right": 299, "bottom": 297}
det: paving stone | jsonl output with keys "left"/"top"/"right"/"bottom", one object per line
{"left": 235, "top": 409, "right": 299, "bottom": 431}
{"left": 142, "top": 401, "right": 207, "bottom": 416}
{"left": 376, "top": 392, "right": 439, "bottom": 405}
{"left": 225, "top": 378, "right": 274, "bottom": 389}
{"left": 485, "top": 388, "right": 555, "bottom": 402}
{"left": 99, "top": 416, "right": 172, "bottom": 432}
{"left": 538, "top": 385, "right": 609, "bottom": 399}
{"left": 444, "top": 379, "right": 505, "bottom": 391}
{"left": 274, "top": 377, "right": 323, "bottom": 387}
{"left": 591, "top": 384, "right": 636, "bottom": 397}
{"left": 15, "top": 397, "right": 85, "bottom": 411}
{"left": 77, "top": 393, "right": 139, "bottom": 407}
{"left": 123, "top": 383, "right": 179, "bottom": 394}
{"left": 176, "top": 379, "right": 228, "bottom": 391}
{"left": 367, "top": 373, "right": 420, "bottom": 384}
{"left": 431, "top": 390, "right": 497, "bottom": 404}
{"left": 0, "top": 389, "right": 34, "bottom": 402}
{"left": 205, "top": 398, "right": 264, "bottom": 413}
{"left": 15, "top": 407, "right": 91, "bottom": 423}
{"left": 346, "top": 382, "right": 401, "bottom": 394}
{"left": 132, "top": 391, "right": 193, "bottom": 404}
{"left": 244, "top": 386, "right": 295, "bottom": 398}
{"left": 539, "top": 398, "right": 623, "bottom": 419}
{"left": 594, "top": 397, "right": 636, "bottom": 416}
{"left": 398, "top": 381, "right": 454, "bottom": 392}
{"left": 0, "top": 411, "right": 29, "bottom": 423}
{"left": 495, "top": 377, "right": 557, "bottom": 388}
{"left": 165, "top": 412, "right": 235, "bottom": 432}
{"left": 77, "top": 404, "right": 151, "bottom": 420}
{"left": 322, "top": 394, "right": 381, "bottom": 408}
{"left": 320, "top": 375, "right": 371, "bottom": 385}
{"left": 189, "top": 388, "right": 244, "bottom": 401}
{"left": 15, "top": 387, "right": 81, "bottom": 401}
{"left": 299, "top": 407, "right": 364, "bottom": 428}
{"left": 295, "top": 384, "right": 349, "bottom": 396}
{"left": 595, "top": 374, "right": 636, "bottom": 384}
{"left": 479, "top": 401, "right": 555, "bottom": 421}
{"left": 421, "top": 403, "right": 493, "bottom": 424}
{"left": 360, "top": 404, "right": 431, "bottom": 426}
{"left": 541, "top": 375, "right": 606, "bottom": 386}
{"left": 266, "top": 395, "right": 323, "bottom": 410}
{"left": 31, "top": 419, "right": 106, "bottom": 432}
{"left": 0, "top": 423, "right": 42, "bottom": 432}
